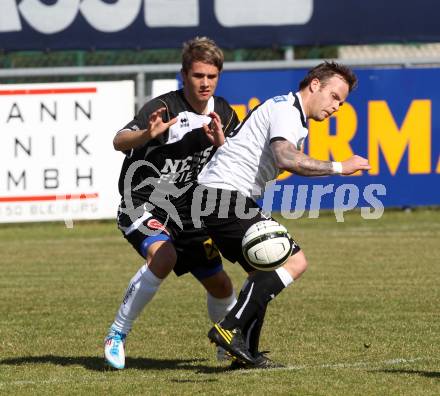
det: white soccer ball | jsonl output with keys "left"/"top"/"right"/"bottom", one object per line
{"left": 242, "top": 220, "right": 294, "bottom": 271}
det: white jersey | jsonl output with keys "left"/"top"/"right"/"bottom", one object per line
{"left": 198, "top": 91, "right": 308, "bottom": 199}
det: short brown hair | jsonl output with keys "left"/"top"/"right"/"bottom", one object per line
{"left": 181, "top": 36, "right": 224, "bottom": 73}
{"left": 299, "top": 61, "right": 358, "bottom": 92}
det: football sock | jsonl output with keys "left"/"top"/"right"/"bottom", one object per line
{"left": 207, "top": 290, "right": 237, "bottom": 323}
{"left": 112, "top": 264, "right": 162, "bottom": 334}
{"left": 221, "top": 267, "right": 293, "bottom": 332}
{"left": 243, "top": 305, "right": 266, "bottom": 356}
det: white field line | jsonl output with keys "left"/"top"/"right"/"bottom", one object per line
{"left": 0, "top": 357, "right": 428, "bottom": 387}
{"left": 234, "top": 357, "right": 426, "bottom": 374}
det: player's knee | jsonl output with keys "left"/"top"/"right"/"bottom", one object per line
{"left": 293, "top": 251, "right": 308, "bottom": 275}
{"left": 283, "top": 250, "right": 308, "bottom": 280}
{"left": 202, "top": 270, "right": 234, "bottom": 298}
{"left": 147, "top": 240, "right": 177, "bottom": 262}
{"left": 216, "top": 271, "right": 234, "bottom": 297}
{"left": 146, "top": 240, "right": 177, "bottom": 279}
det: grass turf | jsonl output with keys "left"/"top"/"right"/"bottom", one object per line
{"left": 0, "top": 208, "right": 439, "bottom": 395}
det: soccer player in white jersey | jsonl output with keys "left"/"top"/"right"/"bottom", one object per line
{"left": 195, "top": 62, "right": 371, "bottom": 368}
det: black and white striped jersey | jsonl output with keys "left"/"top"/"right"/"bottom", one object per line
{"left": 117, "top": 89, "right": 239, "bottom": 207}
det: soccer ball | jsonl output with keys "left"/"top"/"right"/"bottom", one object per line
{"left": 241, "top": 220, "right": 294, "bottom": 271}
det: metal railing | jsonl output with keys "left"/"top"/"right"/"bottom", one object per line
{"left": 1, "top": 57, "right": 440, "bottom": 109}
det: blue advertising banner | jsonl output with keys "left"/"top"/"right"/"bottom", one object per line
{"left": 215, "top": 68, "right": 440, "bottom": 210}
{"left": 1, "top": 0, "right": 440, "bottom": 51}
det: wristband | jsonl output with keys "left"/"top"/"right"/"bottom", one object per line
{"left": 332, "top": 161, "right": 343, "bottom": 174}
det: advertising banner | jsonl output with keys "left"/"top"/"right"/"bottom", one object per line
{"left": 0, "top": 80, "right": 134, "bottom": 223}
{"left": 216, "top": 68, "right": 440, "bottom": 212}
{"left": 1, "top": 0, "right": 439, "bottom": 51}
{"left": 1, "top": 68, "right": 439, "bottom": 223}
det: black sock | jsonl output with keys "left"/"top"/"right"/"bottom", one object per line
{"left": 243, "top": 305, "right": 267, "bottom": 357}
{"left": 221, "top": 271, "right": 285, "bottom": 331}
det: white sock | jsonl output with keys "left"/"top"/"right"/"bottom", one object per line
{"left": 275, "top": 266, "right": 294, "bottom": 287}
{"left": 112, "top": 265, "right": 162, "bottom": 334}
{"left": 207, "top": 290, "right": 237, "bottom": 323}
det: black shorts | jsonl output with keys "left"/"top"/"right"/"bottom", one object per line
{"left": 117, "top": 202, "right": 223, "bottom": 279}
{"left": 196, "top": 186, "right": 301, "bottom": 273}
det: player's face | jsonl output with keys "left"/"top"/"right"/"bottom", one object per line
{"left": 182, "top": 61, "right": 220, "bottom": 113}
{"left": 308, "top": 75, "right": 349, "bottom": 121}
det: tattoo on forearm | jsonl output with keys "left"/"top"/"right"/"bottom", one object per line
{"left": 273, "top": 141, "right": 333, "bottom": 176}
{"left": 294, "top": 153, "right": 333, "bottom": 176}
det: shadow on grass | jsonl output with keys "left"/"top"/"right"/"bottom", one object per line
{"left": 0, "top": 355, "right": 227, "bottom": 374}
{"left": 376, "top": 369, "right": 440, "bottom": 378}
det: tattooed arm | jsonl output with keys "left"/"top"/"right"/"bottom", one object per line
{"left": 271, "top": 139, "right": 371, "bottom": 176}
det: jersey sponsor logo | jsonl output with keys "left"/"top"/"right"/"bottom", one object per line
{"left": 159, "top": 146, "right": 214, "bottom": 184}
{"left": 146, "top": 218, "right": 169, "bottom": 234}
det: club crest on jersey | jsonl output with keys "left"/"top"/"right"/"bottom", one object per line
{"left": 273, "top": 96, "right": 287, "bottom": 103}
{"left": 146, "top": 219, "right": 169, "bottom": 234}
{"left": 180, "top": 117, "right": 189, "bottom": 128}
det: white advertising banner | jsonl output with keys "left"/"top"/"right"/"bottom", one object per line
{"left": 0, "top": 80, "right": 134, "bottom": 223}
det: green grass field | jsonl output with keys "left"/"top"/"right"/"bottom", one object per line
{"left": 1, "top": 209, "right": 439, "bottom": 395}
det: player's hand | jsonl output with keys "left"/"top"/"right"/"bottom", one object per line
{"left": 203, "top": 112, "right": 225, "bottom": 147}
{"left": 146, "top": 107, "right": 177, "bottom": 140}
{"left": 341, "top": 155, "right": 371, "bottom": 175}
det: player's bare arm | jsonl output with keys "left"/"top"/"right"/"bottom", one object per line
{"left": 113, "top": 107, "right": 178, "bottom": 151}
{"left": 202, "top": 111, "right": 225, "bottom": 147}
{"left": 271, "top": 139, "right": 371, "bottom": 176}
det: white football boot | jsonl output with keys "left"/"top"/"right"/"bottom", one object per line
{"left": 104, "top": 326, "right": 127, "bottom": 369}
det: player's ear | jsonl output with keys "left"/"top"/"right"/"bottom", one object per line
{"left": 309, "top": 78, "right": 320, "bottom": 93}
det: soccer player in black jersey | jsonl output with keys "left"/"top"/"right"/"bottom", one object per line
{"left": 104, "top": 37, "right": 239, "bottom": 369}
